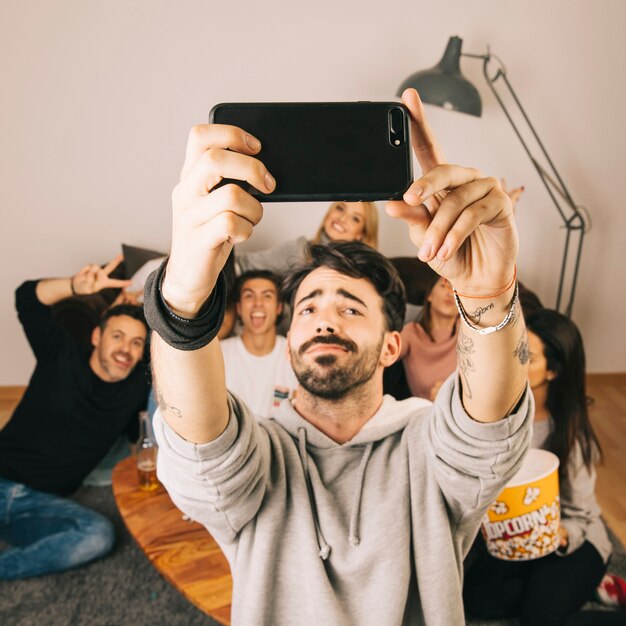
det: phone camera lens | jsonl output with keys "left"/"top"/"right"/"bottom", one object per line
{"left": 390, "top": 108, "right": 403, "bottom": 134}
{"left": 389, "top": 108, "right": 405, "bottom": 146}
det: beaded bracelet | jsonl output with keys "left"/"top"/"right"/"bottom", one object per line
{"left": 453, "top": 282, "right": 519, "bottom": 336}
{"left": 444, "top": 266, "right": 517, "bottom": 300}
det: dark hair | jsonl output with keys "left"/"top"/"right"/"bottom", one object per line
{"left": 416, "top": 275, "right": 457, "bottom": 342}
{"left": 526, "top": 309, "right": 601, "bottom": 474}
{"left": 234, "top": 270, "right": 282, "bottom": 303}
{"left": 281, "top": 242, "right": 406, "bottom": 332}
{"left": 99, "top": 304, "right": 147, "bottom": 332}
{"left": 235, "top": 270, "right": 284, "bottom": 325}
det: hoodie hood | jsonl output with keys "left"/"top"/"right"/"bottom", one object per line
{"left": 271, "top": 393, "right": 432, "bottom": 449}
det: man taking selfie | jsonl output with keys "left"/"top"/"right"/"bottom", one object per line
{"left": 145, "top": 88, "right": 532, "bottom": 625}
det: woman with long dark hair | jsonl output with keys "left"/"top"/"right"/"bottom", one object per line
{"left": 399, "top": 276, "right": 459, "bottom": 401}
{"left": 463, "top": 309, "right": 617, "bottom": 625}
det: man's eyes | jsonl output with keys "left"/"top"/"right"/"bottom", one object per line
{"left": 299, "top": 306, "right": 362, "bottom": 316}
{"left": 242, "top": 293, "right": 275, "bottom": 300}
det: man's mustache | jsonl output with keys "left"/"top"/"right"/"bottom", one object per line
{"left": 298, "top": 335, "right": 357, "bottom": 356}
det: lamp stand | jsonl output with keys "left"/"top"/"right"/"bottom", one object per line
{"left": 463, "top": 50, "right": 587, "bottom": 316}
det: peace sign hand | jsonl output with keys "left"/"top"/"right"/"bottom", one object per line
{"left": 71, "top": 255, "right": 131, "bottom": 296}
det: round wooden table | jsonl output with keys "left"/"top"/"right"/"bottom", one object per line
{"left": 112, "top": 456, "right": 232, "bottom": 624}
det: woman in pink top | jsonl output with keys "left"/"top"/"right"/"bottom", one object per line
{"left": 400, "top": 277, "right": 459, "bottom": 401}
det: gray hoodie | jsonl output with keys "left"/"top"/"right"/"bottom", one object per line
{"left": 154, "top": 374, "right": 532, "bottom": 625}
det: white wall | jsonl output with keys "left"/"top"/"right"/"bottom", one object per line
{"left": 1, "top": 0, "right": 625, "bottom": 383}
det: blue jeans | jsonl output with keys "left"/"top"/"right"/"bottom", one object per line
{"left": 0, "top": 477, "right": 115, "bottom": 579}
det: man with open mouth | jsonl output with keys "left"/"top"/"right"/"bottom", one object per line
{"left": 220, "top": 269, "right": 297, "bottom": 418}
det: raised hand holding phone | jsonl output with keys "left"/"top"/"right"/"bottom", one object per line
{"left": 163, "top": 125, "right": 275, "bottom": 318}
{"left": 387, "top": 89, "right": 526, "bottom": 422}
{"left": 386, "top": 89, "right": 517, "bottom": 299}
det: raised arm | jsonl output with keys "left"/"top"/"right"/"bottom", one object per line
{"left": 386, "top": 89, "right": 528, "bottom": 423}
{"left": 35, "top": 255, "right": 131, "bottom": 306}
{"left": 149, "top": 124, "right": 275, "bottom": 444}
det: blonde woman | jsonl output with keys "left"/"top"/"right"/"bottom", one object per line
{"left": 310, "top": 201, "right": 378, "bottom": 248}
{"left": 235, "top": 201, "right": 378, "bottom": 276}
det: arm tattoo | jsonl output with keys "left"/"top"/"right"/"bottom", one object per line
{"left": 513, "top": 331, "right": 530, "bottom": 365}
{"left": 456, "top": 325, "right": 476, "bottom": 399}
{"left": 155, "top": 387, "right": 183, "bottom": 420}
{"left": 468, "top": 302, "right": 494, "bottom": 324}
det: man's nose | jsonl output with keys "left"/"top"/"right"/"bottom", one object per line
{"left": 316, "top": 321, "right": 335, "bottom": 334}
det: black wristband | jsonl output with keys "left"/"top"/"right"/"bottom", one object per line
{"left": 143, "top": 258, "right": 226, "bottom": 351}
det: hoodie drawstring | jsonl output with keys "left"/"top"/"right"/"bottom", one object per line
{"left": 298, "top": 428, "right": 331, "bottom": 560}
{"left": 297, "top": 428, "right": 374, "bottom": 559}
{"left": 348, "top": 441, "right": 373, "bottom": 547}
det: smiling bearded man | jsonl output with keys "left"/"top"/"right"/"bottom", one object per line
{"left": 0, "top": 257, "right": 149, "bottom": 580}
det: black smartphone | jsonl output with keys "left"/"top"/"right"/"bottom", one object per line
{"left": 209, "top": 102, "right": 413, "bottom": 202}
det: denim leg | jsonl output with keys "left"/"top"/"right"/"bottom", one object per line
{"left": 0, "top": 478, "right": 115, "bottom": 579}
{"left": 147, "top": 387, "right": 158, "bottom": 420}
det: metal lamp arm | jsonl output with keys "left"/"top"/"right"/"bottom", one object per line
{"left": 461, "top": 51, "right": 587, "bottom": 315}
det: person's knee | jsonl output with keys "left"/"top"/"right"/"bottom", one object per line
{"left": 463, "top": 574, "right": 520, "bottom": 619}
{"left": 71, "top": 513, "right": 115, "bottom": 565}
{"left": 92, "top": 515, "right": 115, "bottom": 556}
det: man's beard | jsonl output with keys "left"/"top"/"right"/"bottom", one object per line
{"left": 98, "top": 348, "right": 135, "bottom": 382}
{"left": 290, "top": 334, "right": 384, "bottom": 400}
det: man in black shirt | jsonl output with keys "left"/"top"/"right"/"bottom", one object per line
{"left": 0, "top": 257, "right": 149, "bottom": 579}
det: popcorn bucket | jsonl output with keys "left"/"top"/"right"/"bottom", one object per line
{"left": 481, "top": 448, "right": 560, "bottom": 561}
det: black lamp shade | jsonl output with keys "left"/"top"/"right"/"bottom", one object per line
{"left": 397, "top": 36, "right": 482, "bottom": 117}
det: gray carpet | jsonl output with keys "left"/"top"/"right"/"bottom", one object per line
{"left": 1, "top": 485, "right": 624, "bottom": 625}
{"left": 0, "top": 485, "right": 220, "bottom": 626}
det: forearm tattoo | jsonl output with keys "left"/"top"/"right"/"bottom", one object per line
{"left": 155, "top": 387, "right": 183, "bottom": 420}
{"left": 513, "top": 331, "right": 530, "bottom": 365}
{"left": 468, "top": 302, "right": 494, "bottom": 325}
{"left": 457, "top": 325, "right": 476, "bottom": 399}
